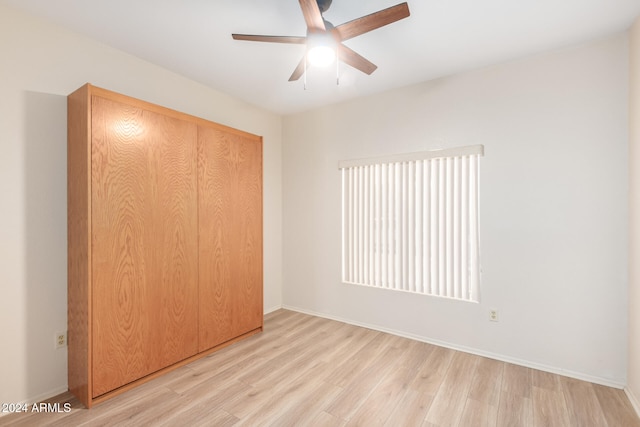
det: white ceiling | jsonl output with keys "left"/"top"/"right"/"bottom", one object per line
{"left": 4, "top": 0, "right": 640, "bottom": 115}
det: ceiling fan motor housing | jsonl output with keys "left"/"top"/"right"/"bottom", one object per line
{"left": 317, "top": 0, "right": 332, "bottom": 13}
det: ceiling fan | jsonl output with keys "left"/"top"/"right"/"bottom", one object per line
{"left": 232, "top": 0, "right": 410, "bottom": 82}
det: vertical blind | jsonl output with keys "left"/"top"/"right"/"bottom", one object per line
{"left": 339, "top": 145, "right": 483, "bottom": 302}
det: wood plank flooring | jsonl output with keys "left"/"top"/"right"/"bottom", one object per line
{"left": 2, "top": 309, "right": 639, "bottom": 426}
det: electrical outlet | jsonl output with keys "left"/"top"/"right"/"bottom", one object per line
{"left": 55, "top": 332, "right": 66, "bottom": 349}
{"left": 489, "top": 309, "right": 499, "bottom": 322}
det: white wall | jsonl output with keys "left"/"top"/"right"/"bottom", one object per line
{"left": 628, "top": 16, "right": 640, "bottom": 414}
{"left": 0, "top": 4, "right": 282, "bottom": 406}
{"left": 283, "top": 35, "right": 629, "bottom": 386}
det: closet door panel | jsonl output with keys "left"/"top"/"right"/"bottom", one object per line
{"left": 198, "top": 127, "right": 263, "bottom": 352}
{"left": 91, "top": 96, "right": 199, "bottom": 397}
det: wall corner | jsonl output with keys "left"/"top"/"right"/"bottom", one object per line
{"left": 628, "top": 14, "right": 640, "bottom": 418}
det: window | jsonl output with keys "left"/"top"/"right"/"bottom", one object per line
{"left": 339, "top": 145, "right": 483, "bottom": 302}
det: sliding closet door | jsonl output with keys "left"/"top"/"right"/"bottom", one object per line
{"left": 90, "top": 95, "right": 199, "bottom": 397}
{"left": 198, "top": 126, "right": 263, "bottom": 352}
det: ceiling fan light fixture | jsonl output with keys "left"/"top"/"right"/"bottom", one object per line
{"left": 306, "top": 30, "right": 337, "bottom": 68}
{"left": 307, "top": 45, "right": 336, "bottom": 67}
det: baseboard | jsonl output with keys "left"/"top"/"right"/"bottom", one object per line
{"left": 626, "top": 387, "right": 640, "bottom": 418}
{"left": 282, "top": 304, "right": 626, "bottom": 390}
{"left": 264, "top": 305, "right": 283, "bottom": 315}
{"left": 0, "top": 386, "right": 69, "bottom": 418}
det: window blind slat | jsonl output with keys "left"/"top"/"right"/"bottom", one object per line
{"left": 438, "top": 160, "right": 445, "bottom": 297}
{"left": 381, "top": 164, "right": 388, "bottom": 288}
{"left": 452, "top": 157, "right": 462, "bottom": 298}
{"left": 347, "top": 168, "right": 353, "bottom": 282}
{"left": 402, "top": 162, "right": 409, "bottom": 291}
{"left": 423, "top": 160, "right": 431, "bottom": 295}
{"left": 394, "top": 164, "right": 402, "bottom": 290}
{"left": 387, "top": 165, "right": 393, "bottom": 288}
{"left": 461, "top": 156, "right": 469, "bottom": 299}
{"left": 413, "top": 161, "right": 424, "bottom": 293}
{"left": 357, "top": 166, "right": 363, "bottom": 283}
{"left": 342, "top": 169, "right": 346, "bottom": 281}
{"left": 431, "top": 160, "right": 439, "bottom": 296}
{"left": 470, "top": 156, "right": 480, "bottom": 300}
{"left": 363, "top": 165, "right": 369, "bottom": 285}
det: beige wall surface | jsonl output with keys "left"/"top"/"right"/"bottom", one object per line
{"left": 629, "top": 15, "right": 640, "bottom": 416}
{"left": 0, "top": 4, "right": 283, "bottom": 406}
{"left": 2, "top": 0, "right": 637, "bottom": 414}
{"left": 283, "top": 34, "right": 629, "bottom": 387}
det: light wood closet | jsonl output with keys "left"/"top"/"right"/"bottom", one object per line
{"left": 67, "top": 84, "right": 263, "bottom": 408}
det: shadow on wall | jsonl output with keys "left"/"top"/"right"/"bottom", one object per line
{"left": 23, "top": 91, "right": 68, "bottom": 400}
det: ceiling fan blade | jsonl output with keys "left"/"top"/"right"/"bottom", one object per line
{"left": 299, "top": 0, "right": 326, "bottom": 31}
{"left": 338, "top": 44, "right": 377, "bottom": 75}
{"left": 288, "top": 56, "right": 307, "bottom": 81}
{"left": 333, "top": 2, "right": 410, "bottom": 42}
{"left": 232, "top": 34, "right": 306, "bottom": 44}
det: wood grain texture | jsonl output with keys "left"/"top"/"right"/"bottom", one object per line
{"left": 410, "top": 345, "right": 454, "bottom": 395}
{"left": 67, "top": 84, "right": 92, "bottom": 408}
{"left": 593, "top": 384, "right": 640, "bottom": 427}
{"left": 333, "top": 2, "right": 410, "bottom": 42}
{"left": 88, "top": 329, "right": 260, "bottom": 407}
{"left": 337, "top": 44, "right": 377, "bottom": 75}
{"left": 561, "top": 376, "right": 608, "bottom": 426}
{"left": 197, "top": 126, "right": 263, "bottom": 352}
{"left": 497, "top": 391, "right": 533, "bottom": 427}
{"left": 468, "top": 356, "right": 504, "bottom": 406}
{"left": 231, "top": 34, "right": 306, "bottom": 44}
{"left": 298, "top": 0, "right": 325, "bottom": 31}
{"left": 502, "top": 363, "right": 533, "bottom": 398}
{"left": 325, "top": 343, "right": 404, "bottom": 421}
{"left": 459, "top": 397, "right": 498, "bottom": 427}
{"left": 288, "top": 55, "right": 307, "bottom": 82}
{"left": 4, "top": 310, "right": 640, "bottom": 426}
{"left": 90, "top": 95, "right": 199, "bottom": 397}
{"left": 532, "top": 386, "right": 571, "bottom": 426}
{"left": 424, "top": 351, "right": 478, "bottom": 425}
{"left": 67, "top": 84, "right": 264, "bottom": 408}
{"left": 384, "top": 389, "right": 434, "bottom": 426}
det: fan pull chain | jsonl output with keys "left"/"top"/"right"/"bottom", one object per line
{"left": 336, "top": 49, "right": 340, "bottom": 85}
{"left": 304, "top": 57, "right": 307, "bottom": 90}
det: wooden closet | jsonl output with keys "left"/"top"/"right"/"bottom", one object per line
{"left": 67, "top": 84, "right": 263, "bottom": 408}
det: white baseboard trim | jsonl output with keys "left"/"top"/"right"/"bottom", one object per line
{"left": 264, "top": 305, "right": 282, "bottom": 315}
{"left": 282, "top": 304, "right": 626, "bottom": 390}
{"left": 0, "top": 386, "right": 69, "bottom": 418}
{"left": 625, "top": 387, "right": 640, "bottom": 418}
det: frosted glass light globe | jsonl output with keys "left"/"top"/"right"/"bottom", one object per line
{"left": 307, "top": 45, "right": 335, "bottom": 67}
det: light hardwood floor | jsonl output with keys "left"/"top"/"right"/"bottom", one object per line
{"left": 2, "top": 309, "right": 639, "bottom": 426}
